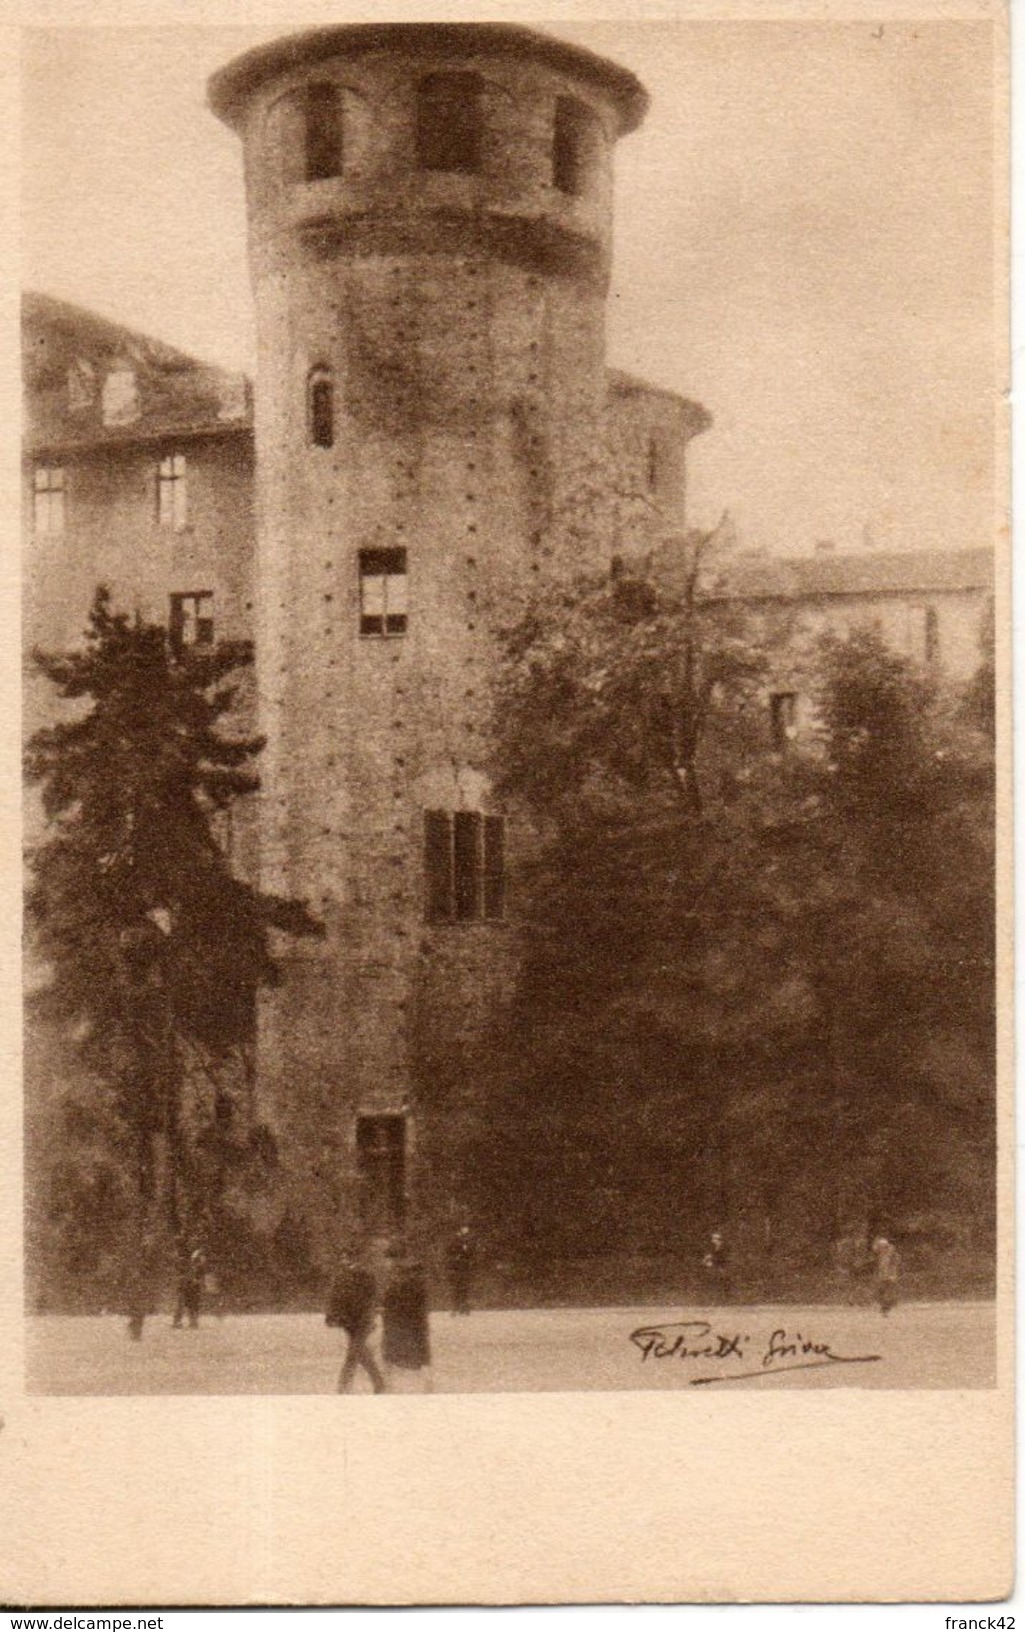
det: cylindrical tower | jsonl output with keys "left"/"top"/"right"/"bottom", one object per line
{"left": 208, "top": 25, "right": 647, "bottom": 1257}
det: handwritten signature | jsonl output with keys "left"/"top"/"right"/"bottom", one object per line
{"left": 628, "top": 1320, "right": 881, "bottom": 1384}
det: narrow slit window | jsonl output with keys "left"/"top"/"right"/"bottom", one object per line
{"left": 305, "top": 83, "right": 343, "bottom": 182}
{"left": 647, "top": 434, "right": 662, "bottom": 493}
{"left": 924, "top": 605, "right": 940, "bottom": 666}
{"left": 769, "top": 691, "right": 798, "bottom": 753}
{"left": 33, "top": 466, "right": 65, "bottom": 536}
{"left": 359, "top": 548, "right": 407, "bottom": 636}
{"left": 309, "top": 368, "right": 334, "bottom": 448}
{"left": 424, "top": 811, "right": 505, "bottom": 923}
{"left": 170, "top": 592, "right": 214, "bottom": 654}
{"left": 158, "top": 454, "right": 188, "bottom": 531}
{"left": 553, "top": 97, "right": 592, "bottom": 197}
{"left": 416, "top": 73, "right": 483, "bottom": 174}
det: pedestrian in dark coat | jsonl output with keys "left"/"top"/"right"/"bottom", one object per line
{"left": 382, "top": 1253, "right": 432, "bottom": 1391}
{"left": 327, "top": 1248, "right": 385, "bottom": 1394}
{"left": 446, "top": 1224, "right": 476, "bottom": 1316}
{"left": 124, "top": 1229, "right": 159, "bottom": 1341}
{"left": 173, "top": 1238, "right": 207, "bottom": 1330}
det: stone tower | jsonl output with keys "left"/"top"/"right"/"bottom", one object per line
{"left": 208, "top": 24, "right": 649, "bottom": 1258}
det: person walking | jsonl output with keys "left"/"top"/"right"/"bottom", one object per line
{"left": 382, "top": 1250, "right": 433, "bottom": 1392}
{"left": 446, "top": 1223, "right": 476, "bottom": 1316}
{"left": 701, "top": 1228, "right": 732, "bottom": 1303}
{"left": 173, "top": 1237, "right": 208, "bottom": 1330}
{"left": 125, "top": 1229, "right": 158, "bottom": 1341}
{"left": 327, "top": 1246, "right": 385, "bottom": 1394}
{"left": 870, "top": 1233, "right": 901, "bottom": 1315}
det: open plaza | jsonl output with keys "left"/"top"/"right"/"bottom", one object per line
{"left": 26, "top": 1300, "right": 996, "bottom": 1395}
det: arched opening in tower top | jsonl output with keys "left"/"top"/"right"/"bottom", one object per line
{"left": 277, "top": 82, "right": 343, "bottom": 185}
{"left": 553, "top": 96, "right": 594, "bottom": 197}
{"left": 304, "top": 83, "right": 343, "bottom": 180}
{"left": 416, "top": 72, "right": 483, "bottom": 174}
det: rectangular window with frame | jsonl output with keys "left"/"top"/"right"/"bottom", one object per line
{"left": 33, "top": 465, "right": 65, "bottom": 535}
{"left": 359, "top": 547, "right": 407, "bottom": 636}
{"left": 170, "top": 591, "right": 214, "bottom": 654}
{"left": 158, "top": 453, "right": 188, "bottom": 531}
{"left": 424, "top": 810, "right": 505, "bottom": 923}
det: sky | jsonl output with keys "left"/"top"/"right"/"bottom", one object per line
{"left": 22, "top": 16, "right": 998, "bottom": 555}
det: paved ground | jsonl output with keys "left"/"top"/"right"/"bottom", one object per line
{"left": 26, "top": 1300, "right": 996, "bottom": 1394}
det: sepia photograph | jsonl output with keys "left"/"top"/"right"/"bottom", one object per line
{"left": 19, "top": 10, "right": 1002, "bottom": 1416}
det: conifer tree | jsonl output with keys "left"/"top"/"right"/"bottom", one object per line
{"left": 24, "top": 588, "right": 320, "bottom": 1321}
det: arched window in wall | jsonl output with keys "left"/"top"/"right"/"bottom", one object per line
{"left": 553, "top": 97, "right": 594, "bottom": 197}
{"left": 416, "top": 72, "right": 483, "bottom": 174}
{"left": 277, "top": 83, "right": 343, "bottom": 185}
{"left": 308, "top": 367, "right": 334, "bottom": 448}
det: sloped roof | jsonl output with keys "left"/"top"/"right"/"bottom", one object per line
{"left": 606, "top": 368, "right": 712, "bottom": 438}
{"left": 24, "top": 291, "right": 708, "bottom": 455}
{"left": 704, "top": 546, "right": 994, "bottom": 602}
{"left": 23, "top": 292, "right": 252, "bottom": 456}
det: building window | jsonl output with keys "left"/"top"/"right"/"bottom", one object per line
{"left": 308, "top": 367, "right": 334, "bottom": 448}
{"left": 67, "top": 359, "right": 96, "bottom": 413}
{"left": 158, "top": 454, "right": 188, "bottom": 531}
{"left": 359, "top": 548, "right": 407, "bottom": 636}
{"left": 303, "top": 82, "right": 343, "bottom": 181}
{"left": 275, "top": 83, "right": 343, "bottom": 186}
{"left": 102, "top": 366, "right": 138, "bottom": 426}
{"left": 416, "top": 73, "right": 483, "bottom": 174}
{"left": 924, "top": 605, "right": 940, "bottom": 666}
{"left": 169, "top": 592, "right": 214, "bottom": 654}
{"left": 553, "top": 97, "right": 593, "bottom": 197}
{"left": 769, "top": 691, "right": 798, "bottom": 752}
{"left": 33, "top": 466, "right": 64, "bottom": 535}
{"left": 424, "top": 810, "right": 505, "bottom": 923}
{"left": 356, "top": 1114, "right": 406, "bottom": 1235}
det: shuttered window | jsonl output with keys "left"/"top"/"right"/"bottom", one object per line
{"left": 453, "top": 811, "right": 482, "bottom": 921}
{"left": 424, "top": 811, "right": 505, "bottom": 923}
{"left": 424, "top": 810, "right": 454, "bottom": 922}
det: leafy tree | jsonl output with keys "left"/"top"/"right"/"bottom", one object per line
{"left": 466, "top": 558, "right": 994, "bottom": 1298}
{"left": 787, "top": 629, "right": 995, "bottom": 1252}
{"left": 24, "top": 587, "right": 320, "bottom": 1316}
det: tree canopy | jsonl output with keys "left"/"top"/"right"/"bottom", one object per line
{"left": 460, "top": 564, "right": 995, "bottom": 1294}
